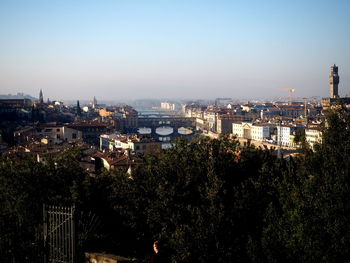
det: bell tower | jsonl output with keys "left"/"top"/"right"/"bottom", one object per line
{"left": 329, "top": 64, "right": 339, "bottom": 98}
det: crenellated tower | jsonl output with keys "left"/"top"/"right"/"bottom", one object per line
{"left": 329, "top": 64, "right": 339, "bottom": 98}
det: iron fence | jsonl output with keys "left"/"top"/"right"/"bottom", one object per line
{"left": 43, "top": 204, "right": 76, "bottom": 263}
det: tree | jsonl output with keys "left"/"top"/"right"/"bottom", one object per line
{"left": 262, "top": 104, "right": 350, "bottom": 262}
{"left": 115, "top": 136, "right": 285, "bottom": 262}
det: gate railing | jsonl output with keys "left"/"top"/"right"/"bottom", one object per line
{"left": 43, "top": 204, "right": 76, "bottom": 263}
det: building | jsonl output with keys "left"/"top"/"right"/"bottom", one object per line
{"left": 67, "top": 122, "right": 108, "bottom": 145}
{"left": 100, "top": 134, "right": 161, "bottom": 154}
{"left": 13, "top": 126, "right": 35, "bottom": 145}
{"left": 13, "top": 124, "right": 83, "bottom": 145}
{"left": 329, "top": 64, "right": 339, "bottom": 98}
{"left": 278, "top": 105, "right": 305, "bottom": 118}
{"left": 251, "top": 124, "right": 271, "bottom": 142}
{"left": 204, "top": 110, "right": 222, "bottom": 132}
{"left": 232, "top": 122, "right": 245, "bottom": 138}
{"left": 114, "top": 137, "right": 161, "bottom": 154}
{"left": 184, "top": 104, "right": 206, "bottom": 118}
{"left": 161, "top": 102, "right": 176, "bottom": 111}
{"left": 35, "top": 124, "right": 83, "bottom": 144}
{"left": 99, "top": 108, "right": 114, "bottom": 117}
{"left": 260, "top": 105, "right": 281, "bottom": 119}
{"left": 322, "top": 97, "right": 350, "bottom": 110}
{"left": 305, "top": 124, "right": 323, "bottom": 149}
{"left": 0, "top": 99, "right": 32, "bottom": 107}
{"left": 0, "top": 99, "right": 33, "bottom": 121}
{"left": 120, "top": 106, "right": 138, "bottom": 132}
{"left": 195, "top": 118, "right": 206, "bottom": 131}
{"left": 217, "top": 114, "right": 258, "bottom": 134}
{"left": 276, "top": 125, "right": 304, "bottom": 147}
{"left": 322, "top": 64, "right": 350, "bottom": 109}
{"left": 92, "top": 149, "right": 142, "bottom": 171}
{"left": 232, "top": 122, "right": 271, "bottom": 142}
{"left": 100, "top": 133, "right": 120, "bottom": 151}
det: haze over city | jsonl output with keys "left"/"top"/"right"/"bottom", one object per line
{"left": 1, "top": 0, "right": 350, "bottom": 101}
{"left": 4, "top": 1, "right": 350, "bottom": 262}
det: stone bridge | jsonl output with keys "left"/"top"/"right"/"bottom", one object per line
{"left": 137, "top": 117, "right": 196, "bottom": 140}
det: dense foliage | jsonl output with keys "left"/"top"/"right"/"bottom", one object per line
{"left": 1, "top": 106, "right": 350, "bottom": 262}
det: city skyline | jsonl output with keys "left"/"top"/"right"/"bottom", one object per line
{"left": 1, "top": 0, "right": 350, "bottom": 100}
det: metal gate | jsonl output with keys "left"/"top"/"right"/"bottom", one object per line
{"left": 43, "top": 204, "right": 76, "bottom": 263}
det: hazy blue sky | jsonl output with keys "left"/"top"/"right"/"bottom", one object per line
{"left": 0, "top": 0, "right": 349, "bottom": 101}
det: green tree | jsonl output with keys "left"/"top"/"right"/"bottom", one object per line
{"left": 263, "top": 105, "right": 350, "bottom": 262}
{"left": 116, "top": 136, "right": 285, "bottom": 262}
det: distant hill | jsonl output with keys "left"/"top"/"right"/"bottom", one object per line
{"left": 0, "top": 93, "right": 37, "bottom": 101}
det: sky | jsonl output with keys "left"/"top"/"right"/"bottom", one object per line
{"left": 0, "top": 0, "right": 349, "bottom": 101}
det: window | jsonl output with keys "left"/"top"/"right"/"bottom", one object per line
{"left": 136, "top": 145, "right": 140, "bottom": 150}
{"left": 56, "top": 128, "right": 60, "bottom": 132}
{"left": 72, "top": 133, "right": 77, "bottom": 139}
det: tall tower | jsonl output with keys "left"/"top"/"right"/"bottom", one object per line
{"left": 92, "top": 96, "right": 97, "bottom": 109}
{"left": 329, "top": 64, "right": 339, "bottom": 98}
{"left": 76, "top": 100, "right": 82, "bottom": 116}
{"left": 39, "top": 89, "right": 44, "bottom": 104}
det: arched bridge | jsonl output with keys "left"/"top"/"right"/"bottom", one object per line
{"left": 137, "top": 117, "right": 196, "bottom": 140}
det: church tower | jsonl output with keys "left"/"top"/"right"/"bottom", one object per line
{"left": 39, "top": 89, "right": 44, "bottom": 104}
{"left": 92, "top": 96, "right": 97, "bottom": 109}
{"left": 76, "top": 100, "right": 82, "bottom": 116}
{"left": 329, "top": 64, "right": 339, "bottom": 98}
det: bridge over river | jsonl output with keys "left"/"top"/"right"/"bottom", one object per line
{"left": 137, "top": 115, "right": 197, "bottom": 141}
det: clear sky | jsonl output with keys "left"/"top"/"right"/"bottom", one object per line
{"left": 0, "top": 0, "right": 349, "bottom": 101}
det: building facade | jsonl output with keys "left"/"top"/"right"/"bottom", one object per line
{"left": 305, "top": 125, "right": 322, "bottom": 149}
{"left": 232, "top": 122, "right": 271, "bottom": 142}
{"left": 276, "top": 125, "right": 304, "bottom": 147}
